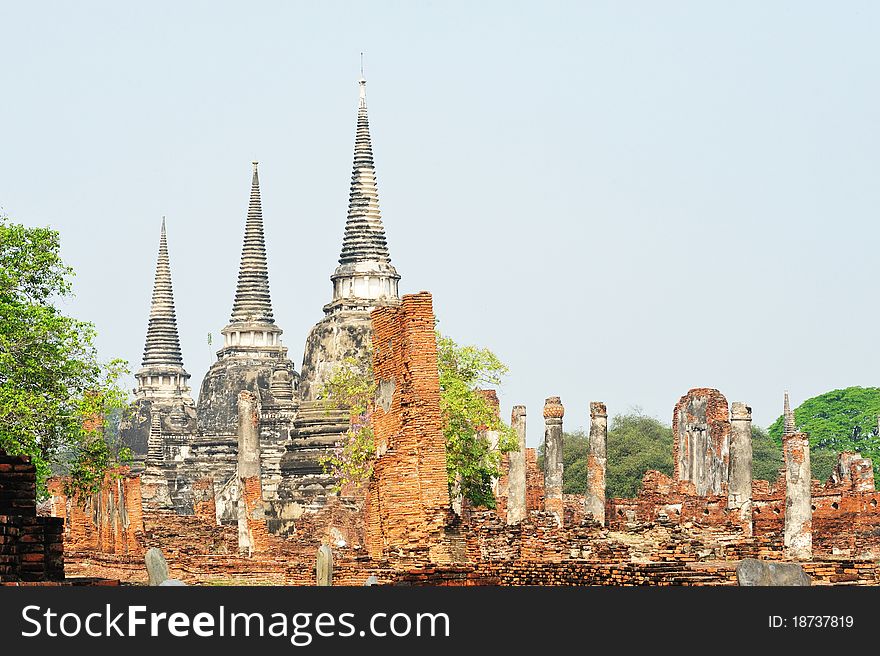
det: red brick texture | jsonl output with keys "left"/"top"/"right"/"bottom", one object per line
{"left": 48, "top": 469, "right": 144, "bottom": 557}
{"left": 365, "top": 292, "right": 455, "bottom": 561}
{"left": 192, "top": 476, "right": 217, "bottom": 524}
{"left": 672, "top": 388, "right": 730, "bottom": 495}
{"left": 0, "top": 450, "right": 64, "bottom": 582}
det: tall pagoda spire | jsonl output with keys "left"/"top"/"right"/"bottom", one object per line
{"left": 324, "top": 74, "right": 400, "bottom": 314}
{"left": 337, "top": 76, "right": 392, "bottom": 265}
{"left": 142, "top": 218, "right": 184, "bottom": 366}
{"left": 135, "top": 219, "right": 191, "bottom": 400}
{"left": 783, "top": 390, "right": 796, "bottom": 435}
{"left": 217, "top": 162, "right": 285, "bottom": 357}
{"left": 230, "top": 162, "right": 275, "bottom": 324}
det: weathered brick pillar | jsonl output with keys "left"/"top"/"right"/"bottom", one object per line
{"left": 366, "top": 292, "right": 453, "bottom": 561}
{"left": 728, "top": 402, "right": 753, "bottom": 536}
{"left": 584, "top": 401, "right": 607, "bottom": 525}
{"left": 507, "top": 405, "right": 527, "bottom": 524}
{"left": 672, "top": 388, "right": 730, "bottom": 496}
{"left": 543, "top": 397, "right": 564, "bottom": 524}
{"left": 783, "top": 431, "right": 812, "bottom": 560}
{"left": 237, "top": 390, "right": 266, "bottom": 555}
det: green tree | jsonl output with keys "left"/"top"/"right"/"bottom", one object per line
{"left": 541, "top": 410, "right": 673, "bottom": 499}
{"left": 767, "top": 387, "right": 880, "bottom": 481}
{"left": 605, "top": 411, "right": 673, "bottom": 498}
{"left": 751, "top": 424, "right": 782, "bottom": 483}
{"left": 317, "top": 349, "right": 377, "bottom": 491}
{"left": 0, "top": 216, "right": 130, "bottom": 495}
{"left": 319, "top": 333, "right": 516, "bottom": 507}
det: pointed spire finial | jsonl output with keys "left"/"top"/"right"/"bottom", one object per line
{"left": 338, "top": 75, "right": 390, "bottom": 265}
{"left": 358, "top": 53, "right": 367, "bottom": 108}
{"left": 228, "top": 162, "right": 275, "bottom": 325}
{"left": 141, "top": 218, "right": 185, "bottom": 367}
{"left": 783, "top": 390, "right": 796, "bottom": 435}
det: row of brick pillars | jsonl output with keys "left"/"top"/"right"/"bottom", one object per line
{"left": 503, "top": 398, "right": 608, "bottom": 527}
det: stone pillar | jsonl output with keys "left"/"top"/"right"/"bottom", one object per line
{"left": 316, "top": 544, "right": 333, "bottom": 586}
{"left": 237, "top": 390, "right": 264, "bottom": 555}
{"left": 728, "top": 402, "right": 753, "bottom": 535}
{"left": 584, "top": 402, "right": 607, "bottom": 525}
{"left": 507, "top": 405, "right": 527, "bottom": 524}
{"left": 783, "top": 431, "right": 812, "bottom": 560}
{"left": 542, "top": 397, "right": 564, "bottom": 524}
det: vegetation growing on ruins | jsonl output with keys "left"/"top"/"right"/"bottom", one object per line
{"left": 317, "top": 348, "right": 377, "bottom": 492}
{"left": 551, "top": 415, "right": 787, "bottom": 497}
{"left": 751, "top": 424, "right": 783, "bottom": 483}
{"left": 319, "top": 333, "right": 516, "bottom": 507}
{"left": 0, "top": 216, "right": 131, "bottom": 495}
{"left": 548, "top": 394, "right": 880, "bottom": 495}
{"left": 437, "top": 335, "right": 517, "bottom": 508}
{"left": 767, "top": 387, "right": 880, "bottom": 481}
{"left": 541, "top": 411, "right": 673, "bottom": 498}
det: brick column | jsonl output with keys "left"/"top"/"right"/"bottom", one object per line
{"left": 237, "top": 390, "right": 265, "bottom": 555}
{"left": 507, "top": 405, "right": 527, "bottom": 524}
{"left": 366, "top": 292, "right": 453, "bottom": 561}
{"left": 584, "top": 401, "right": 607, "bottom": 525}
{"left": 783, "top": 431, "right": 812, "bottom": 560}
{"left": 728, "top": 402, "right": 753, "bottom": 536}
{"left": 542, "top": 397, "right": 564, "bottom": 524}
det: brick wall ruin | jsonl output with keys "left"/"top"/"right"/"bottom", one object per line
{"left": 673, "top": 388, "right": 730, "bottom": 496}
{"left": 47, "top": 469, "right": 144, "bottom": 557}
{"left": 0, "top": 451, "right": 64, "bottom": 583}
{"left": 365, "top": 292, "right": 458, "bottom": 562}
{"left": 42, "top": 307, "right": 880, "bottom": 587}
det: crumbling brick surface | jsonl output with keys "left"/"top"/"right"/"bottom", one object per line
{"left": 242, "top": 475, "right": 271, "bottom": 553}
{"left": 525, "top": 449, "right": 545, "bottom": 511}
{"left": 48, "top": 469, "right": 144, "bottom": 556}
{"left": 366, "top": 292, "right": 455, "bottom": 561}
{"left": 0, "top": 451, "right": 64, "bottom": 582}
{"left": 672, "top": 388, "right": 730, "bottom": 496}
{"left": 192, "top": 476, "right": 217, "bottom": 524}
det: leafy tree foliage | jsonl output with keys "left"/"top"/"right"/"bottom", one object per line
{"left": 0, "top": 216, "right": 130, "bottom": 495}
{"left": 320, "top": 333, "right": 516, "bottom": 507}
{"left": 767, "top": 387, "right": 880, "bottom": 481}
{"left": 436, "top": 336, "right": 517, "bottom": 507}
{"left": 541, "top": 411, "right": 673, "bottom": 499}
{"left": 318, "top": 349, "right": 377, "bottom": 491}
{"left": 751, "top": 424, "right": 782, "bottom": 483}
{"left": 606, "top": 412, "right": 673, "bottom": 498}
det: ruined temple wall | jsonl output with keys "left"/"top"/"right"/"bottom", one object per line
{"left": 192, "top": 476, "right": 217, "bottom": 524}
{"left": 672, "top": 388, "right": 730, "bottom": 496}
{"left": 525, "top": 448, "right": 545, "bottom": 511}
{"left": 0, "top": 451, "right": 64, "bottom": 582}
{"left": 365, "top": 292, "right": 453, "bottom": 560}
{"left": 48, "top": 469, "right": 144, "bottom": 557}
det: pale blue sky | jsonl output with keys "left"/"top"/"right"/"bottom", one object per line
{"left": 2, "top": 2, "right": 878, "bottom": 445}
